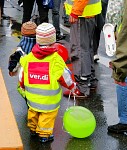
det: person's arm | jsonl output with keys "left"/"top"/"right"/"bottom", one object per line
{"left": 8, "top": 47, "right": 26, "bottom": 76}
{"left": 69, "top": 0, "right": 89, "bottom": 23}
{"left": 58, "top": 67, "right": 77, "bottom": 94}
{"left": 71, "top": 0, "right": 89, "bottom": 16}
{"left": 109, "top": 0, "right": 127, "bottom": 82}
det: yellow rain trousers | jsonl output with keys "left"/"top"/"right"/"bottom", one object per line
{"left": 27, "top": 108, "right": 58, "bottom": 137}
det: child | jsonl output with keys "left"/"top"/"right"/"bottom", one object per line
{"left": 18, "top": 23, "right": 78, "bottom": 143}
{"left": 8, "top": 21, "right": 37, "bottom": 76}
{"left": 8, "top": 21, "right": 79, "bottom": 99}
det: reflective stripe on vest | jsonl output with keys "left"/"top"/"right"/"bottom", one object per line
{"left": 65, "top": 0, "right": 102, "bottom": 17}
{"left": 25, "top": 86, "right": 61, "bottom": 96}
{"left": 66, "top": 0, "right": 99, "bottom": 5}
{"left": 39, "top": 127, "right": 53, "bottom": 131}
{"left": 27, "top": 98, "right": 61, "bottom": 111}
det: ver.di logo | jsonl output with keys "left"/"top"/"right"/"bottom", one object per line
{"left": 30, "top": 74, "right": 49, "bottom": 80}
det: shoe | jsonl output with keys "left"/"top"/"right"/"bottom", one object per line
{"left": 80, "top": 75, "right": 98, "bottom": 90}
{"left": 108, "top": 123, "right": 127, "bottom": 134}
{"left": 30, "top": 130, "right": 37, "bottom": 137}
{"left": 39, "top": 135, "right": 54, "bottom": 143}
{"left": 19, "top": 2, "right": 23, "bottom": 7}
{"left": 89, "top": 77, "right": 98, "bottom": 90}
{"left": 64, "top": 21, "right": 71, "bottom": 27}
{"left": 80, "top": 75, "right": 91, "bottom": 85}
{"left": 71, "top": 56, "right": 79, "bottom": 62}
{"left": 1, "top": 14, "right": 10, "bottom": 19}
{"left": 94, "top": 54, "right": 99, "bottom": 63}
{"left": 56, "top": 33, "right": 66, "bottom": 41}
{"left": 18, "top": 0, "right": 23, "bottom": 7}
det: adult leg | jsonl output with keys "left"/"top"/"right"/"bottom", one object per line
{"left": 36, "top": 0, "right": 49, "bottom": 23}
{"left": 108, "top": 78, "right": 127, "bottom": 133}
{"left": 71, "top": 19, "right": 96, "bottom": 76}
{"left": 93, "top": 1, "right": 108, "bottom": 62}
{"left": 93, "top": 26, "right": 101, "bottom": 56}
{"left": 117, "top": 79, "right": 127, "bottom": 124}
{"left": 62, "top": 0, "right": 70, "bottom": 27}
{"left": 70, "top": 22, "right": 80, "bottom": 60}
{"left": 70, "top": 18, "right": 96, "bottom": 96}
{"left": 1, "top": 0, "right": 4, "bottom": 15}
{"left": 52, "top": 0, "right": 61, "bottom": 34}
{"left": 52, "top": 0, "right": 65, "bottom": 40}
{"left": 80, "top": 18, "right": 95, "bottom": 77}
{"left": 0, "top": 7, "right": 1, "bottom": 24}
{"left": 80, "top": 18, "right": 98, "bottom": 92}
{"left": 93, "top": 25, "right": 101, "bottom": 63}
{"left": 22, "top": 0, "right": 35, "bottom": 23}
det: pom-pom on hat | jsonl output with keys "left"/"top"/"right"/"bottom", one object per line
{"left": 21, "top": 21, "right": 37, "bottom": 36}
{"left": 36, "top": 23, "right": 56, "bottom": 45}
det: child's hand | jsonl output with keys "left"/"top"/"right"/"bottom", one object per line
{"left": 70, "top": 82, "right": 77, "bottom": 93}
{"left": 9, "top": 71, "right": 18, "bottom": 77}
{"left": 8, "top": 51, "right": 22, "bottom": 72}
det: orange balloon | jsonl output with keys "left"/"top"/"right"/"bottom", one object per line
{"left": 54, "top": 43, "right": 69, "bottom": 62}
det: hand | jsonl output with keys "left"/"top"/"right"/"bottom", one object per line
{"left": 69, "top": 16, "right": 78, "bottom": 24}
{"left": 9, "top": 71, "right": 18, "bottom": 77}
{"left": 109, "top": 62, "right": 112, "bottom": 68}
{"left": 71, "top": 82, "right": 77, "bottom": 93}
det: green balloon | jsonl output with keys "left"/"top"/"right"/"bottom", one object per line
{"left": 63, "top": 106, "right": 96, "bottom": 138}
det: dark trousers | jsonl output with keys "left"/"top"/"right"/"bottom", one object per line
{"left": 22, "top": 0, "right": 49, "bottom": 24}
{"left": 93, "top": 1, "right": 108, "bottom": 55}
{"left": 0, "top": 0, "right": 5, "bottom": 15}
{"left": 93, "top": 27, "right": 101, "bottom": 55}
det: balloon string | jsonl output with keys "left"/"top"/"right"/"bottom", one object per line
{"left": 67, "top": 91, "right": 71, "bottom": 108}
{"left": 62, "top": 123, "right": 69, "bottom": 133}
{"left": 74, "top": 95, "right": 76, "bottom": 106}
{"left": 67, "top": 91, "right": 76, "bottom": 108}
{"left": 63, "top": 91, "right": 76, "bottom": 133}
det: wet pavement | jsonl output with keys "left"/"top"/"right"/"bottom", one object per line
{"left": 1, "top": 1, "right": 127, "bottom": 150}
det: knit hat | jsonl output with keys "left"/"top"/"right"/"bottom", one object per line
{"left": 21, "top": 21, "right": 37, "bottom": 36}
{"left": 36, "top": 23, "right": 56, "bottom": 45}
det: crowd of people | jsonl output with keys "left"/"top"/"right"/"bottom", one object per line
{"left": 5, "top": 0, "right": 127, "bottom": 143}
{"left": 17, "top": 0, "right": 69, "bottom": 40}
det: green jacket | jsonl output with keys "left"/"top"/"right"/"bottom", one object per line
{"left": 110, "top": 0, "right": 127, "bottom": 82}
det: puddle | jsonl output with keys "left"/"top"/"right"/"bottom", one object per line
{"left": 0, "top": 17, "right": 22, "bottom": 39}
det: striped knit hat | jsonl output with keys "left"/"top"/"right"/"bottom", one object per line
{"left": 36, "top": 23, "right": 56, "bottom": 45}
{"left": 21, "top": 21, "right": 37, "bottom": 36}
